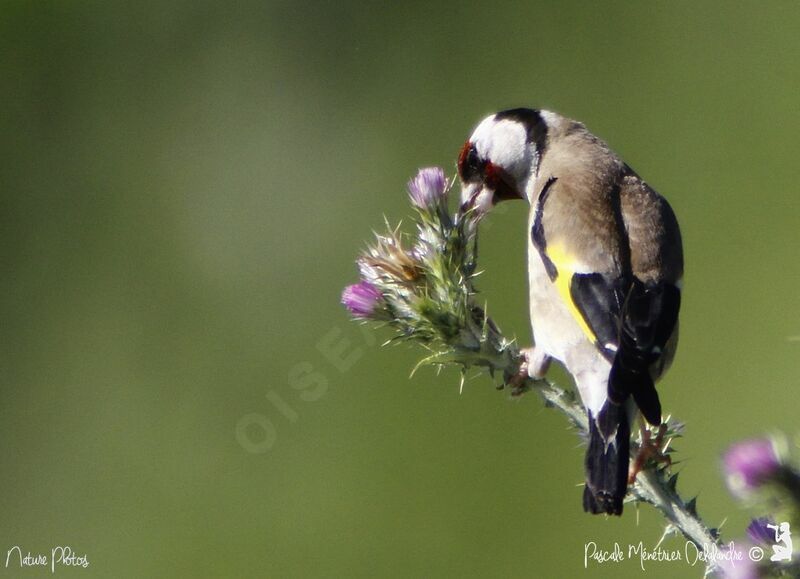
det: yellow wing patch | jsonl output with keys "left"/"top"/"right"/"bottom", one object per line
{"left": 546, "top": 243, "right": 598, "bottom": 344}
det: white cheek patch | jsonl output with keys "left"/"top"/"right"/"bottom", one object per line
{"left": 472, "top": 117, "right": 530, "bottom": 177}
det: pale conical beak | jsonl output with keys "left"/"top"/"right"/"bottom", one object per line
{"left": 459, "top": 183, "right": 494, "bottom": 215}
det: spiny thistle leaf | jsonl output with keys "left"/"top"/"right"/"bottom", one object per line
{"left": 685, "top": 497, "right": 698, "bottom": 517}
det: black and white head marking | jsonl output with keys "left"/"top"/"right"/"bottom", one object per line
{"left": 458, "top": 108, "right": 549, "bottom": 213}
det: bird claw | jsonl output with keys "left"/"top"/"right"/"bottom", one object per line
{"left": 629, "top": 423, "right": 671, "bottom": 484}
{"left": 508, "top": 346, "right": 550, "bottom": 396}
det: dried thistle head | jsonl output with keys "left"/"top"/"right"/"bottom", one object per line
{"left": 359, "top": 233, "right": 422, "bottom": 285}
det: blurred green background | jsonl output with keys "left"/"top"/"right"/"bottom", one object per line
{"left": 2, "top": 1, "right": 799, "bottom": 577}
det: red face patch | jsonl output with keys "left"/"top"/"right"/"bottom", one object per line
{"left": 485, "top": 162, "right": 522, "bottom": 202}
{"left": 457, "top": 139, "right": 522, "bottom": 202}
{"left": 457, "top": 141, "right": 481, "bottom": 183}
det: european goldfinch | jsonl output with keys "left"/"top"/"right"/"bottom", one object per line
{"left": 457, "top": 108, "right": 683, "bottom": 515}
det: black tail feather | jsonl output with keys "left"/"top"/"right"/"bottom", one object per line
{"left": 583, "top": 403, "right": 630, "bottom": 516}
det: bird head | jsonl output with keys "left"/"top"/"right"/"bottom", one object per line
{"left": 457, "top": 108, "right": 549, "bottom": 215}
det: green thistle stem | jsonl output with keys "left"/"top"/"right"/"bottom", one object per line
{"left": 489, "top": 348, "right": 721, "bottom": 569}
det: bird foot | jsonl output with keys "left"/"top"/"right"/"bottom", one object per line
{"left": 628, "top": 423, "right": 671, "bottom": 484}
{"left": 522, "top": 346, "right": 551, "bottom": 379}
{"left": 508, "top": 346, "right": 550, "bottom": 396}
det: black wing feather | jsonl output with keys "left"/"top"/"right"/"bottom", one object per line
{"left": 570, "top": 273, "right": 626, "bottom": 362}
{"left": 571, "top": 275, "right": 680, "bottom": 426}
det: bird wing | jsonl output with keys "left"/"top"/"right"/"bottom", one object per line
{"left": 530, "top": 169, "right": 683, "bottom": 425}
{"left": 530, "top": 175, "right": 628, "bottom": 360}
{"left": 610, "top": 171, "right": 683, "bottom": 423}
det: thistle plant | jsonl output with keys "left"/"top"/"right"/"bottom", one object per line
{"left": 342, "top": 168, "right": 799, "bottom": 578}
{"left": 344, "top": 167, "right": 518, "bottom": 384}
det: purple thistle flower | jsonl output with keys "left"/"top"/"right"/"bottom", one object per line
{"left": 407, "top": 167, "right": 447, "bottom": 209}
{"left": 716, "top": 544, "right": 760, "bottom": 579}
{"left": 341, "top": 281, "right": 383, "bottom": 319}
{"left": 724, "top": 438, "right": 781, "bottom": 496}
{"left": 747, "top": 518, "right": 776, "bottom": 545}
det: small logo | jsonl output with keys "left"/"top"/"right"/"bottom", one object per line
{"left": 4, "top": 545, "right": 90, "bottom": 572}
{"left": 766, "top": 522, "right": 793, "bottom": 562}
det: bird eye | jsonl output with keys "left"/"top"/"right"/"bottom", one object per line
{"left": 467, "top": 148, "right": 480, "bottom": 171}
{"left": 458, "top": 142, "right": 484, "bottom": 182}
